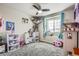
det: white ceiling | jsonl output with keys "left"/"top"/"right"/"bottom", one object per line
{"left": 0, "top": 3, "right": 74, "bottom": 16}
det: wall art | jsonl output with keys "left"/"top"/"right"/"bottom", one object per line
{"left": 6, "top": 21, "right": 15, "bottom": 31}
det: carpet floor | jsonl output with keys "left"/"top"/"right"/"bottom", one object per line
{"left": 0, "top": 42, "right": 66, "bottom": 56}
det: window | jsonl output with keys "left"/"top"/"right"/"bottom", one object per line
{"left": 43, "top": 13, "right": 64, "bottom": 36}
{"left": 48, "top": 20, "right": 54, "bottom": 32}
{"left": 54, "top": 19, "right": 61, "bottom": 32}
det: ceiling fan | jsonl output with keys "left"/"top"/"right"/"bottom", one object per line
{"left": 32, "top": 3, "right": 50, "bottom": 15}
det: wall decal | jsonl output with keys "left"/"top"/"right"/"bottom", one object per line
{"left": 0, "top": 17, "right": 2, "bottom": 27}
{"left": 22, "top": 18, "right": 28, "bottom": 23}
{"left": 67, "top": 33, "right": 72, "bottom": 39}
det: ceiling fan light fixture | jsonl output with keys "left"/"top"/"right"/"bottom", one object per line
{"left": 38, "top": 10, "right": 42, "bottom": 13}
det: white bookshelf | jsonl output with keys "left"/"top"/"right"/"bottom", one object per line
{"left": 6, "top": 34, "right": 20, "bottom": 52}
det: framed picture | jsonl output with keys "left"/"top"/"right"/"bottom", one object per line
{"left": 6, "top": 21, "right": 15, "bottom": 31}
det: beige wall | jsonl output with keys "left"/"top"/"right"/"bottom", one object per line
{"left": 63, "top": 32, "right": 77, "bottom": 52}
{"left": 64, "top": 6, "right": 74, "bottom": 23}
{"left": 0, "top": 5, "right": 33, "bottom": 34}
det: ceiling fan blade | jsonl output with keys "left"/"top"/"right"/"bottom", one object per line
{"left": 32, "top": 3, "right": 41, "bottom": 10}
{"left": 42, "top": 9, "right": 50, "bottom": 11}
{"left": 33, "top": 5, "right": 39, "bottom": 10}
